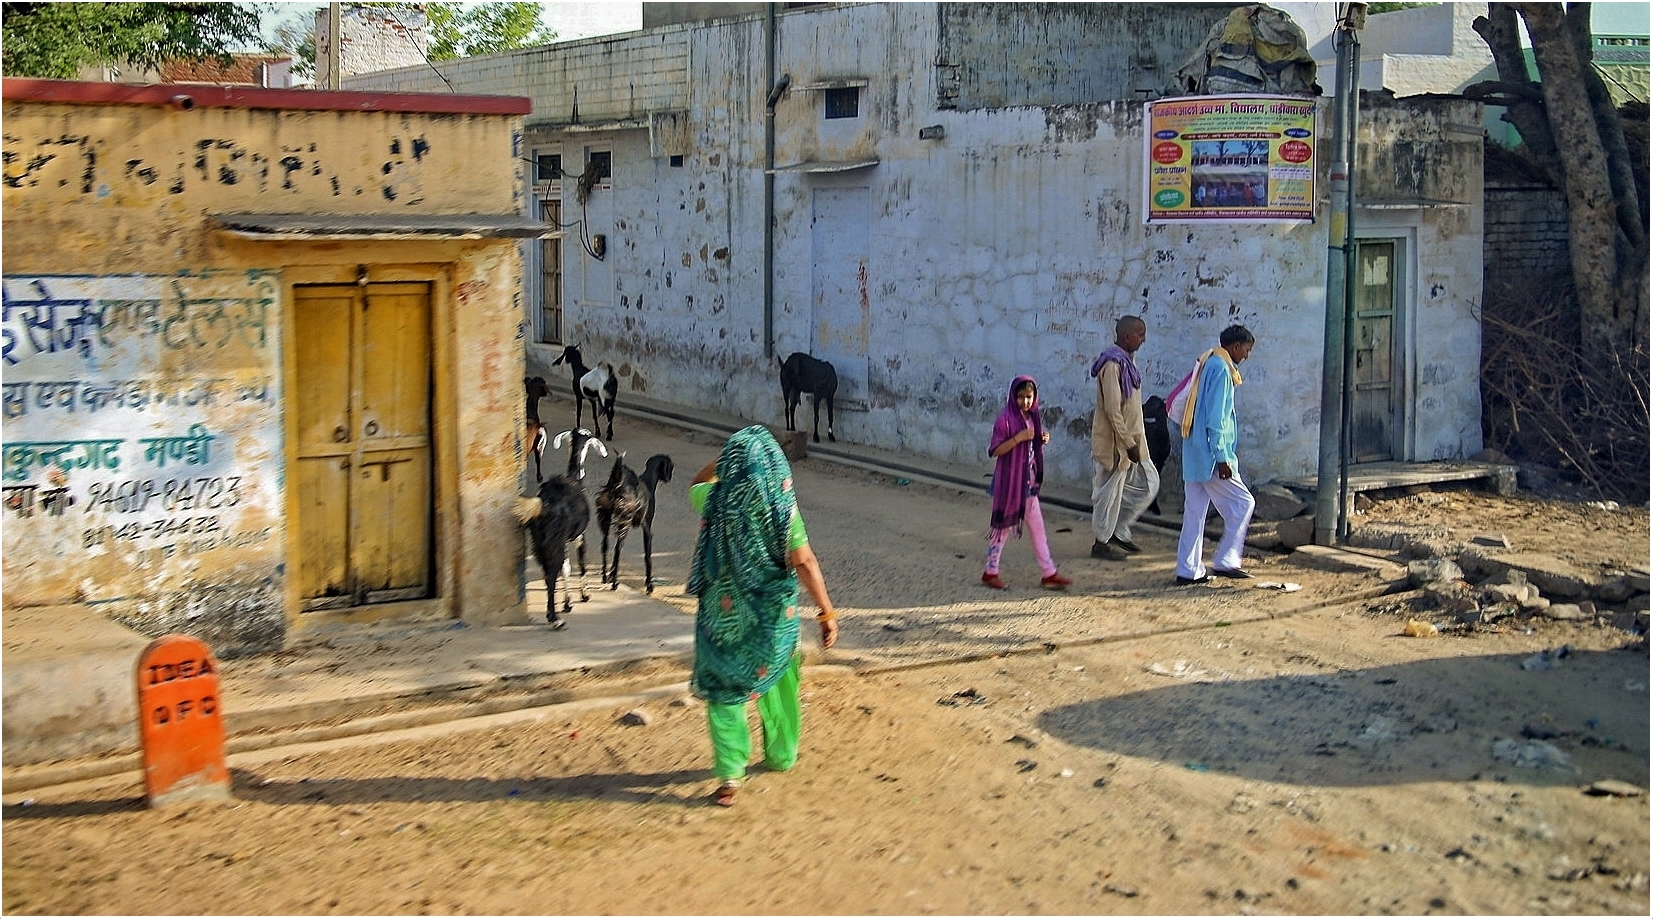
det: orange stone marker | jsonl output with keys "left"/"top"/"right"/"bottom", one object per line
{"left": 136, "top": 634, "right": 230, "bottom": 808}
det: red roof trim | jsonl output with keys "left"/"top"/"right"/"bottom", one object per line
{"left": 2, "top": 78, "right": 530, "bottom": 115}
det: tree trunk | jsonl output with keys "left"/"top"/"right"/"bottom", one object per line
{"left": 1472, "top": 5, "right": 1562, "bottom": 187}
{"left": 1511, "top": 2, "right": 1647, "bottom": 354}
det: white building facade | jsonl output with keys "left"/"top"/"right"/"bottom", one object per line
{"left": 347, "top": 2, "right": 1486, "bottom": 488}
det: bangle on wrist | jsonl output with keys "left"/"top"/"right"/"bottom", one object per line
{"left": 816, "top": 613, "right": 835, "bottom": 622}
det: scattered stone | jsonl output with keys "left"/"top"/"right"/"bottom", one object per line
{"left": 1521, "top": 645, "right": 1572, "bottom": 670}
{"left": 1483, "top": 582, "right": 1529, "bottom": 605}
{"left": 1544, "top": 603, "right": 1584, "bottom": 621}
{"left": 1408, "top": 558, "right": 1464, "bottom": 588}
{"left": 1015, "top": 759, "right": 1038, "bottom": 773}
{"left": 1349, "top": 522, "right": 1426, "bottom": 552}
{"left": 1274, "top": 515, "right": 1315, "bottom": 550}
{"left": 619, "top": 708, "right": 651, "bottom": 726}
{"left": 1491, "top": 738, "right": 1579, "bottom": 773}
{"left": 1251, "top": 484, "right": 1307, "bottom": 521}
{"left": 1102, "top": 883, "right": 1139, "bottom": 898}
{"left": 1583, "top": 780, "right": 1643, "bottom": 798}
{"left": 1424, "top": 579, "right": 1479, "bottom": 615}
{"left": 1594, "top": 576, "right": 1633, "bottom": 604}
{"left": 1521, "top": 714, "right": 1563, "bottom": 740}
{"left": 937, "top": 688, "right": 989, "bottom": 706}
{"left": 1548, "top": 863, "right": 1597, "bottom": 882}
{"left": 1471, "top": 533, "right": 1511, "bottom": 549}
{"left": 1005, "top": 733, "right": 1038, "bottom": 748}
{"left": 881, "top": 622, "right": 907, "bottom": 632}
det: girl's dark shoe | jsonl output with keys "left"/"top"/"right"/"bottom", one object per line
{"left": 981, "top": 572, "right": 1007, "bottom": 590}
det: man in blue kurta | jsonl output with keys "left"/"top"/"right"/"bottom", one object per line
{"left": 1174, "top": 324, "right": 1257, "bottom": 585}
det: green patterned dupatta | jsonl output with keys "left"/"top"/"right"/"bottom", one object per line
{"left": 688, "top": 426, "right": 802, "bottom": 705}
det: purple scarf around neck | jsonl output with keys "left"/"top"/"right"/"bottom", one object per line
{"left": 1089, "top": 344, "right": 1142, "bottom": 398}
{"left": 989, "top": 375, "right": 1043, "bottom": 533}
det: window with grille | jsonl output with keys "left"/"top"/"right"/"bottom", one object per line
{"left": 824, "top": 86, "right": 859, "bottom": 119}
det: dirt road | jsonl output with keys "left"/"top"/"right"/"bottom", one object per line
{"left": 3, "top": 415, "right": 1647, "bottom": 915}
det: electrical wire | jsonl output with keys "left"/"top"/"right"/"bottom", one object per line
{"left": 382, "top": 6, "right": 457, "bottom": 93}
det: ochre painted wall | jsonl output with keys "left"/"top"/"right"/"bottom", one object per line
{"left": 3, "top": 86, "right": 530, "bottom": 655}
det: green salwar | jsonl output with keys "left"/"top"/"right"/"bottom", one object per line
{"left": 705, "top": 653, "right": 802, "bottom": 781}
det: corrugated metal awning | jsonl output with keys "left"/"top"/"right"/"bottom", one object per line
{"left": 765, "top": 159, "right": 879, "bottom": 175}
{"left": 209, "top": 213, "right": 555, "bottom": 240}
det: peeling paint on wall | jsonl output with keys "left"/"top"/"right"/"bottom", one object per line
{"left": 2, "top": 272, "right": 285, "bottom": 647}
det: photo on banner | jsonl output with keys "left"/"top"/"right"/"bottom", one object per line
{"left": 1143, "top": 94, "right": 1319, "bottom": 225}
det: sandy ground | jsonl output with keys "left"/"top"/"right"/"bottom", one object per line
{"left": 3, "top": 415, "right": 1648, "bottom": 915}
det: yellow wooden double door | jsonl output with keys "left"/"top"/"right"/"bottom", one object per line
{"left": 293, "top": 283, "right": 433, "bottom": 611}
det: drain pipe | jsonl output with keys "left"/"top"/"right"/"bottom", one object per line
{"left": 763, "top": 4, "right": 789, "bottom": 359}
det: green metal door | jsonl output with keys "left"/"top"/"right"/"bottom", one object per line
{"left": 1350, "top": 241, "right": 1398, "bottom": 463}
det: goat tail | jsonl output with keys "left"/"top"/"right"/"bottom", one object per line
{"left": 512, "top": 496, "right": 543, "bottom": 525}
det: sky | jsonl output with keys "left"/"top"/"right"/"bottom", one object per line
{"left": 259, "top": 2, "right": 1647, "bottom": 51}
{"left": 1591, "top": 0, "right": 1651, "bottom": 35}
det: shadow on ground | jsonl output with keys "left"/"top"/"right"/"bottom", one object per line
{"left": 1036, "top": 646, "right": 1648, "bottom": 788}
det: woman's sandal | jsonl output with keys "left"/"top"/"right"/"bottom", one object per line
{"left": 714, "top": 781, "right": 739, "bottom": 807}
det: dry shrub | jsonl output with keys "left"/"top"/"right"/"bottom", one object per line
{"left": 1480, "top": 271, "right": 1650, "bottom": 504}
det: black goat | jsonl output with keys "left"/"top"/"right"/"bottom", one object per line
{"left": 512, "top": 429, "right": 607, "bottom": 628}
{"left": 552, "top": 344, "right": 618, "bottom": 441}
{"left": 525, "top": 376, "right": 550, "bottom": 482}
{"left": 778, "top": 351, "right": 837, "bottom": 443}
{"left": 513, "top": 475, "right": 590, "bottom": 629}
{"left": 1142, "top": 394, "right": 1172, "bottom": 515}
{"left": 594, "top": 453, "right": 674, "bottom": 594}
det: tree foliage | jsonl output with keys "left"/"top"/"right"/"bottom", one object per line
{"left": 266, "top": 3, "right": 555, "bottom": 80}
{"left": 426, "top": 2, "right": 552, "bottom": 61}
{"left": 1, "top": 2, "right": 265, "bottom": 79}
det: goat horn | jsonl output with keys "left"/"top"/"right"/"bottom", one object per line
{"left": 551, "top": 430, "right": 572, "bottom": 449}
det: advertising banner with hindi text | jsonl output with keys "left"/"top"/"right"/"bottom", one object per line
{"left": 1143, "top": 94, "right": 1319, "bottom": 225}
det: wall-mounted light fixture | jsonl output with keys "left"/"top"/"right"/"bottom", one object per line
{"left": 918, "top": 125, "right": 946, "bottom": 140}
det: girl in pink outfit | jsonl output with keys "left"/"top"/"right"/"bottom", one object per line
{"left": 983, "top": 375, "right": 1071, "bottom": 590}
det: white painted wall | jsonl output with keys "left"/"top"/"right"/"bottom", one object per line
{"left": 348, "top": 2, "right": 1485, "bottom": 490}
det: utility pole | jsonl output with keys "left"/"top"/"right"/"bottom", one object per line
{"left": 326, "top": 2, "right": 343, "bottom": 91}
{"left": 1314, "top": 2, "right": 1365, "bottom": 546}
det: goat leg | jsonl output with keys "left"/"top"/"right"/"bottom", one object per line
{"left": 575, "top": 537, "right": 590, "bottom": 602}
{"left": 642, "top": 525, "right": 654, "bottom": 594}
{"left": 608, "top": 526, "right": 628, "bottom": 590}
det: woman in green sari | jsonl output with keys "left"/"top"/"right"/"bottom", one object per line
{"left": 687, "top": 426, "right": 839, "bottom": 806}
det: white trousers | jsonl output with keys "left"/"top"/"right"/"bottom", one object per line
{"left": 1091, "top": 459, "right": 1159, "bottom": 544}
{"left": 1175, "top": 471, "right": 1255, "bottom": 578}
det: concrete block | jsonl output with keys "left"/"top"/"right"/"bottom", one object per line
{"left": 1275, "top": 515, "right": 1315, "bottom": 550}
{"left": 1290, "top": 544, "right": 1404, "bottom": 578}
{"left": 1252, "top": 484, "right": 1307, "bottom": 521}
{"left": 1460, "top": 550, "right": 1595, "bottom": 600}
{"left": 3, "top": 605, "right": 150, "bottom": 766}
